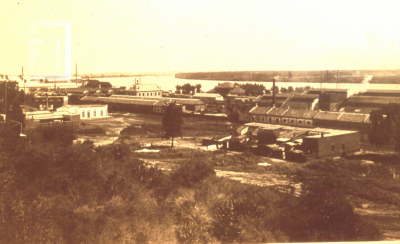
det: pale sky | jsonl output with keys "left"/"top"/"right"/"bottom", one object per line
{"left": 1, "top": 0, "right": 400, "bottom": 75}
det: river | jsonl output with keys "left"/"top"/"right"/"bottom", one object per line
{"left": 97, "top": 76, "right": 400, "bottom": 93}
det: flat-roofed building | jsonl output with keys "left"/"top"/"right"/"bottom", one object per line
{"left": 33, "top": 91, "right": 68, "bottom": 111}
{"left": 302, "top": 130, "right": 360, "bottom": 157}
{"left": 25, "top": 110, "right": 80, "bottom": 130}
{"left": 57, "top": 104, "right": 108, "bottom": 120}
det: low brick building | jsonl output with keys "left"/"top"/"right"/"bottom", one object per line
{"left": 302, "top": 130, "right": 360, "bottom": 157}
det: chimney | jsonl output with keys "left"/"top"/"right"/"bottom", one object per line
{"left": 272, "top": 78, "right": 276, "bottom": 106}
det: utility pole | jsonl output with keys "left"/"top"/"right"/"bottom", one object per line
{"left": 4, "top": 79, "right": 7, "bottom": 121}
{"left": 23, "top": 67, "right": 26, "bottom": 114}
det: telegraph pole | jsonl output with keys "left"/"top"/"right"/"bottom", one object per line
{"left": 23, "top": 67, "right": 27, "bottom": 114}
{"left": 4, "top": 78, "right": 7, "bottom": 121}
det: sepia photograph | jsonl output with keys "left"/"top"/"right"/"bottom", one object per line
{"left": 1, "top": 0, "right": 400, "bottom": 243}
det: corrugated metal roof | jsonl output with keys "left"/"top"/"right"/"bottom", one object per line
{"left": 253, "top": 94, "right": 292, "bottom": 102}
{"left": 249, "top": 106, "right": 271, "bottom": 115}
{"left": 168, "top": 98, "right": 205, "bottom": 105}
{"left": 337, "top": 113, "right": 370, "bottom": 123}
{"left": 313, "top": 111, "right": 343, "bottom": 120}
{"left": 282, "top": 102, "right": 310, "bottom": 110}
{"left": 338, "top": 106, "right": 376, "bottom": 114}
{"left": 346, "top": 96, "right": 400, "bottom": 104}
{"left": 282, "top": 109, "right": 319, "bottom": 118}
{"left": 307, "top": 88, "right": 348, "bottom": 93}
{"left": 267, "top": 107, "right": 288, "bottom": 116}
{"left": 82, "top": 96, "right": 158, "bottom": 105}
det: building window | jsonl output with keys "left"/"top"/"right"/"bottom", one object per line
{"left": 93, "top": 110, "right": 96, "bottom": 117}
{"left": 306, "top": 121, "right": 311, "bottom": 125}
{"left": 342, "top": 143, "right": 345, "bottom": 150}
{"left": 298, "top": 121, "right": 302, "bottom": 124}
{"left": 269, "top": 117, "right": 272, "bottom": 122}
{"left": 147, "top": 93, "right": 149, "bottom": 96}
{"left": 139, "top": 93, "right": 141, "bottom": 96}
{"left": 291, "top": 119, "right": 295, "bottom": 123}
{"left": 87, "top": 111, "right": 90, "bottom": 118}
{"left": 275, "top": 118, "right": 279, "bottom": 123}
{"left": 331, "top": 144, "right": 335, "bottom": 151}
{"left": 82, "top": 111, "right": 85, "bottom": 118}
{"left": 101, "top": 110, "right": 103, "bottom": 116}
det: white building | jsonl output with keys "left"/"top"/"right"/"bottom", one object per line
{"left": 57, "top": 104, "right": 108, "bottom": 120}
{"left": 123, "top": 78, "right": 163, "bottom": 97}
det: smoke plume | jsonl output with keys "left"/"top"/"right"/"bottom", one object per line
{"left": 347, "top": 75, "right": 372, "bottom": 98}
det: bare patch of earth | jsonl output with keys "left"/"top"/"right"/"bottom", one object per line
{"left": 144, "top": 159, "right": 301, "bottom": 195}
{"left": 354, "top": 201, "right": 400, "bottom": 241}
{"left": 75, "top": 115, "right": 142, "bottom": 146}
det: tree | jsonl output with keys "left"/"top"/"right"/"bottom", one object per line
{"left": 175, "top": 85, "right": 182, "bottom": 94}
{"left": 270, "top": 86, "right": 279, "bottom": 95}
{"left": 195, "top": 84, "right": 201, "bottom": 93}
{"left": 182, "top": 83, "right": 194, "bottom": 95}
{"left": 280, "top": 87, "right": 288, "bottom": 93}
{"left": 288, "top": 86, "right": 294, "bottom": 93}
{"left": 162, "top": 102, "right": 183, "bottom": 147}
{"left": 236, "top": 83, "right": 265, "bottom": 96}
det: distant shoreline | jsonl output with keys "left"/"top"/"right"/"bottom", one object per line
{"left": 175, "top": 71, "right": 400, "bottom": 84}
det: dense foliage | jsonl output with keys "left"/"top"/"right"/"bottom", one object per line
{"left": 0, "top": 124, "right": 385, "bottom": 243}
{"left": 175, "top": 83, "right": 201, "bottom": 94}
